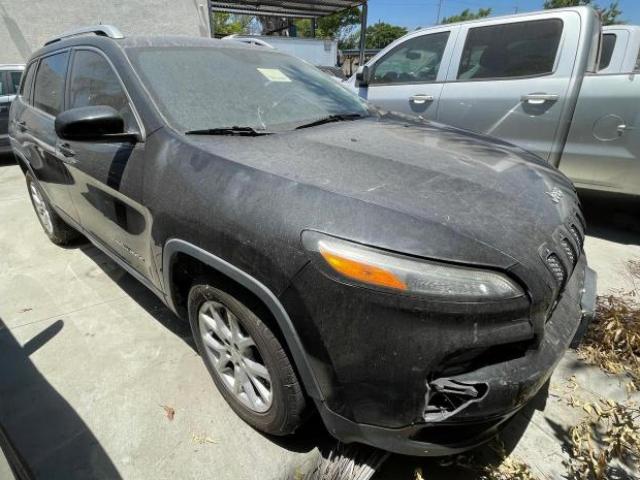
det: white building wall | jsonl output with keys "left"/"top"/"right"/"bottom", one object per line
{"left": 0, "top": 0, "right": 211, "bottom": 64}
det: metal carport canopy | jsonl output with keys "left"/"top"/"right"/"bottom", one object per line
{"left": 209, "top": 1, "right": 366, "bottom": 18}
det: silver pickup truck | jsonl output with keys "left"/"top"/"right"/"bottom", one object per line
{"left": 346, "top": 7, "right": 639, "bottom": 197}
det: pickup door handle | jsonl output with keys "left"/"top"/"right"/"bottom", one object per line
{"left": 617, "top": 124, "right": 635, "bottom": 135}
{"left": 409, "top": 94, "right": 435, "bottom": 104}
{"left": 58, "top": 143, "right": 76, "bottom": 158}
{"left": 521, "top": 93, "right": 559, "bottom": 105}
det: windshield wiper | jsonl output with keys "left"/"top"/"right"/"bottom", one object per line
{"left": 295, "top": 113, "right": 365, "bottom": 130}
{"left": 185, "top": 126, "right": 271, "bottom": 136}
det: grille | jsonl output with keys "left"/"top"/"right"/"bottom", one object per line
{"left": 546, "top": 253, "right": 566, "bottom": 288}
{"left": 561, "top": 238, "right": 577, "bottom": 268}
{"left": 570, "top": 224, "right": 583, "bottom": 249}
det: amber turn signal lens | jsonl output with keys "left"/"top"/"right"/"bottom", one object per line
{"left": 319, "top": 247, "right": 408, "bottom": 291}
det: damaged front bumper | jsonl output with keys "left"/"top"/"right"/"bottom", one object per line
{"left": 313, "top": 258, "right": 597, "bottom": 456}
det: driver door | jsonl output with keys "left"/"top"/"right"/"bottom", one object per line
{"left": 359, "top": 27, "right": 457, "bottom": 119}
{"left": 62, "top": 48, "right": 152, "bottom": 277}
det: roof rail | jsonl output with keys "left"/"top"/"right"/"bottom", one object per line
{"left": 222, "top": 35, "right": 275, "bottom": 49}
{"left": 44, "top": 25, "right": 124, "bottom": 46}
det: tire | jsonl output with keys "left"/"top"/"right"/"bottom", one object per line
{"left": 188, "top": 280, "right": 306, "bottom": 435}
{"left": 25, "top": 172, "right": 81, "bottom": 245}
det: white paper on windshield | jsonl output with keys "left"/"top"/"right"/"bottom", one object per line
{"left": 257, "top": 68, "right": 291, "bottom": 82}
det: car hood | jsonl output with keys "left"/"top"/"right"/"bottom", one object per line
{"left": 185, "top": 117, "right": 580, "bottom": 270}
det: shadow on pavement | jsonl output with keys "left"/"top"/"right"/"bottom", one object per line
{"left": 0, "top": 153, "right": 16, "bottom": 166}
{"left": 0, "top": 317, "right": 122, "bottom": 480}
{"left": 78, "top": 243, "right": 194, "bottom": 345}
{"left": 579, "top": 189, "right": 640, "bottom": 246}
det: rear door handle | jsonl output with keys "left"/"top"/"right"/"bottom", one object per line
{"left": 409, "top": 94, "right": 435, "bottom": 105}
{"left": 58, "top": 143, "right": 76, "bottom": 159}
{"left": 521, "top": 93, "right": 559, "bottom": 105}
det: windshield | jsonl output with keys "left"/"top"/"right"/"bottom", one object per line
{"left": 126, "top": 45, "right": 370, "bottom": 132}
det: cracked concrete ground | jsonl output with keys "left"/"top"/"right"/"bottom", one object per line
{"left": 1, "top": 155, "right": 639, "bottom": 480}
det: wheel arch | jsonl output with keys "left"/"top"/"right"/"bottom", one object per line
{"left": 162, "top": 238, "right": 323, "bottom": 401}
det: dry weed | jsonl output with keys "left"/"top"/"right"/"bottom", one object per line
{"left": 577, "top": 293, "right": 640, "bottom": 390}
{"left": 566, "top": 399, "right": 640, "bottom": 479}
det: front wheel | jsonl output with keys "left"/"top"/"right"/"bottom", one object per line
{"left": 25, "top": 172, "right": 81, "bottom": 245}
{"left": 188, "top": 281, "right": 306, "bottom": 435}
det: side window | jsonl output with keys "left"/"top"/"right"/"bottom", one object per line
{"left": 458, "top": 19, "right": 563, "bottom": 80}
{"left": 20, "top": 62, "right": 36, "bottom": 100}
{"left": 68, "top": 50, "right": 134, "bottom": 130}
{"left": 598, "top": 33, "right": 616, "bottom": 70}
{"left": 371, "top": 32, "right": 450, "bottom": 85}
{"left": 33, "top": 52, "right": 69, "bottom": 115}
{"left": 635, "top": 49, "right": 640, "bottom": 72}
{"left": 0, "top": 72, "right": 5, "bottom": 95}
{"left": 10, "top": 71, "right": 23, "bottom": 94}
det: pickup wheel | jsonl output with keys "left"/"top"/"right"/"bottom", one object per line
{"left": 188, "top": 281, "right": 306, "bottom": 435}
{"left": 25, "top": 172, "right": 81, "bottom": 245}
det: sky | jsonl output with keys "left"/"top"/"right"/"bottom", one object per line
{"left": 366, "top": 0, "right": 640, "bottom": 29}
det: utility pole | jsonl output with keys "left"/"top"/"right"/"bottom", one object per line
{"left": 436, "top": 0, "right": 443, "bottom": 24}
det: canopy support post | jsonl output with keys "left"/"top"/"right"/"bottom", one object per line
{"left": 358, "top": 2, "right": 368, "bottom": 67}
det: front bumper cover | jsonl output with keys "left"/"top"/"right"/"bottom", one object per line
{"left": 316, "top": 258, "right": 597, "bottom": 456}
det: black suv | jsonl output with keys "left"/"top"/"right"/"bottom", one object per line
{"left": 9, "top": 26, "right": 596, "bottom": 456}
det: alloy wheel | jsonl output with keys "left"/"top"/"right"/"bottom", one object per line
{"left": 29, "top": 183, "right": 54, "bottom": 235}
{"left": 198, "top": 300, "right": 273, "bottom": 413}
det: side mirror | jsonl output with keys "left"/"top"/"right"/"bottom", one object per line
{"left": 55, "top": 106, "right": 132, "bottom": 141}
{"left": 406, "top": 51, "right": 421, "bottom": 60}
{"left": 355, "top": 65, "right": 371, "bottom": 87}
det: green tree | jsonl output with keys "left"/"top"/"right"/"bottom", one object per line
{"left": 294, "top": 7, "right": 360, "bottom": 40}
{"left": 543, "top": 0, "right": 623, "bottom": 25}
{"left": 211, "top": 12, "right": 252, "bottom": 36}
{"left": 343, "top": 22, "right": 408, "bottom": 49}
{"left": 440, "top": 8, "right": 492, "bottom": 24}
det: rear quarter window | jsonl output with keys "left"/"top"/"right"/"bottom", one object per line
{"left": 20, "top": 63, "right": 36, "bottom": 101}
{"left": 33, "top": 51, "right": 69, "bottom": 116}
{"left": 598, "top": 33, "right": 616, "bottom": 70}
{"left": 457, "top": 18, "right": 563, "bottom": 80}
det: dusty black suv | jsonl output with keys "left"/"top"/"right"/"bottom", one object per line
{"left": 9, "top": 26, "right": 596, "bottom": 456}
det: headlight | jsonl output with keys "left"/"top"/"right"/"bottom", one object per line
{"left": 303, "top": 232, "right": 524, "bottom": 301}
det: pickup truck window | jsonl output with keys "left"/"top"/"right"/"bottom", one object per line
{"left": 458, "top": 19, "right": 563, "bottom": 80}
{"left": 33, "top": 51, "right": 69, "bottom": 116}
{"left": 599, "top": 33, "right": 616, "bottom": 70}
{"left": 68, "top": 50, "right": 135, "bottom": 131}
{"left": 370, "top": 32, "right": 450, "bottom": 85}
{"left": 9, "top": 71, "right": 22, "bottom": 94}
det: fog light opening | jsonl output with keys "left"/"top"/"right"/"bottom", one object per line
{"left": 423, "top": 379, "right": 489, "bottom": 422}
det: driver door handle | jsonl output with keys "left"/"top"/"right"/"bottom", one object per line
{"left": 58, "top": 143, "right": 76, "bottom": 159}
{"left": 521, "top": 93, "right": 559, "bottom": 105}
{"left": 410, "top": 94, "right": 434, "bottom": 105}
